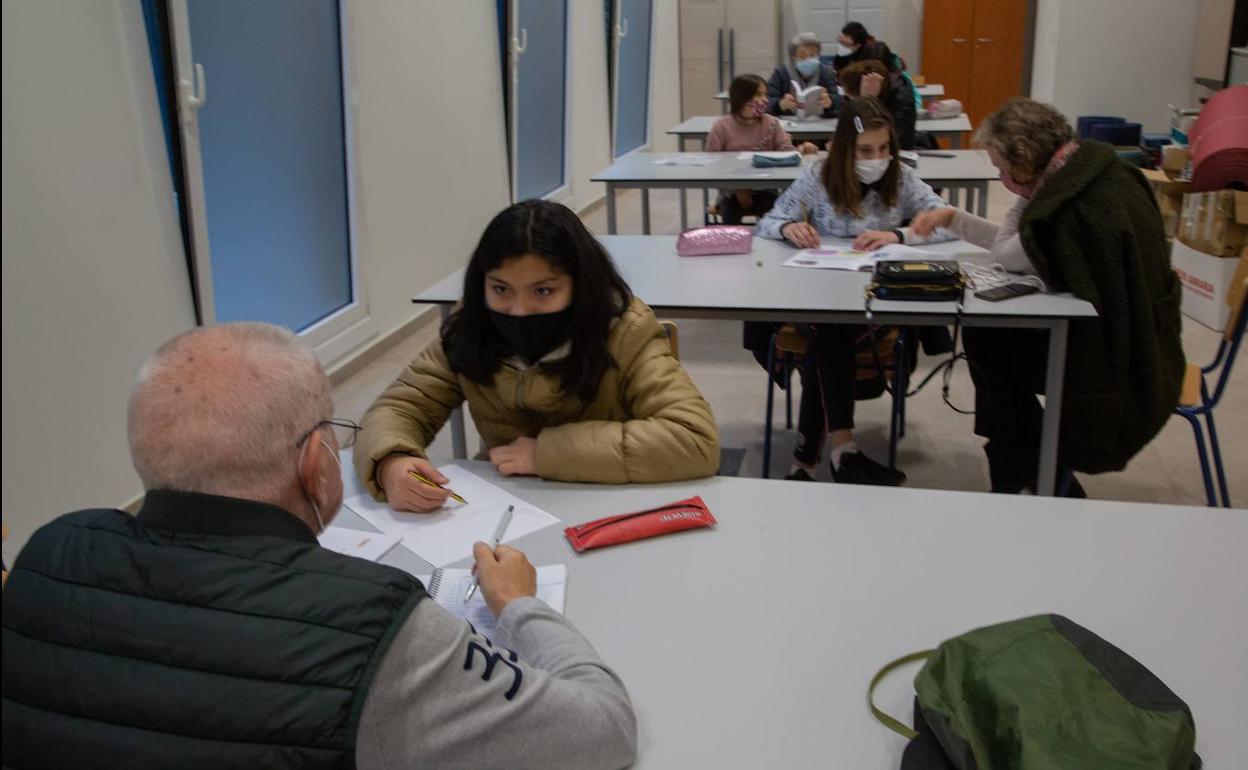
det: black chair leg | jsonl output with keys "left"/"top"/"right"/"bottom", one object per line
{"left": 762, "top": 336, "right": 778, "bottom": 479}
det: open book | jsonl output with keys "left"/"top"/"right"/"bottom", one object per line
{"left": 417, "top": 564, "right": 568, "bottom": 644}
{"left": 790, "top": 80, "right": 824, "bottom": 120}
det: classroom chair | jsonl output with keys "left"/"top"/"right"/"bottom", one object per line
{"left": 761, "top": 325, "right": 913, "bottom": 478}
{"left": 660, "top": 320, "right": 680, "bottom": 360}
{"left": 1174, "top": 255, "right": 1247, "bottom": 507}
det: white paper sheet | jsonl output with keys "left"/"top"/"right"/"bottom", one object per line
{"left": 415, "top": 564, "right": 567, "bottom": 643}
{"left": 317, "top": 526, "right": 401, "bottom": 562}
{"left": 342, "top": 464, "right": 561, "bottom": 567}
{"left": 652, "top": 154, "right": 715, "bottom": 166}
{"left": 781, "top": 247, "right": 875, "bottom": 271}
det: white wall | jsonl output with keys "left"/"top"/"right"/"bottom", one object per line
{"left": 650, "top": 0, "right": 683, "bottom": 152}
{"left": 342, "top": 0, "right": 511, "bottom": 347}
{"left": 1, "top": 0, "right": 197, "bottom": 560}
{"left": 566, "top": 0, "right": 614, "bottom": 211}
{"left": 1030, "top": 0, "right": 1199, "bottom": 131}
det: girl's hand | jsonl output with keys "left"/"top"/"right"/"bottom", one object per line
{"left": 782, "top": 222, "right": 821, "bottom": 249}
{"left": 797, "top": 142, "right": 819, "bottom": 156}
{"left": 853, "top": 229, "right": 900, "bottom": 250}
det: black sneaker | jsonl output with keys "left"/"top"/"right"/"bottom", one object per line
{"left": 831, "top": 452, "right": 907, "bottom": 486}
{"left": 784, "top": 467, "right": 816, "bottom": 481}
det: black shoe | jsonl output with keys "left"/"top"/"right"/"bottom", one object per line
{"left": 831, "top": 452, "right": 907, "bottom": 486}
{"left": 784, "top": 467, "right": 816, "bottom": 481}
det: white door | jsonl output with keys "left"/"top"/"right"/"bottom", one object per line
{"left": 679, "top": 0, "right": 726, "bottom": 118}
{"left": 725, "top": 0, "right": 779, "bottom": 81}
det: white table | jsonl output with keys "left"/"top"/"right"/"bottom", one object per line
{"left": 715, "top": 83, "right": 945, "bottom": 101}
{"left": 411, "top": 236, "right": 1097, "bottom": 495}
{"left": 670, "top": 114, "right": 974, "bottom": 149}
{"left": 336, "top": 460, "right": 1248, "bottom": 768}
{"left": 593, "top": 151, "right": 997, "bottom": 233}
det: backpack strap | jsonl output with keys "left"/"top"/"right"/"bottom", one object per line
{"left": 868, "top": 650, "right": 936, "bottom": 740}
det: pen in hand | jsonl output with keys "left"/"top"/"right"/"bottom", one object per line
{"left": 465, "top": 504, "right": 515, "bottom": 603}
{"left": 409, "top": 470, "right": 467, "bottom": 505}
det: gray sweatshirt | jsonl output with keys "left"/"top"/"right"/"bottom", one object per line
{"left": 356, "top": 597, "right": 638, "bottom": 769}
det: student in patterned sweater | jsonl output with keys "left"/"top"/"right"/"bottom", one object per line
{"left": 705, "top": 74, "right": 819, "bottom": 225}
{"left": 754, "top": 98, "right": 953, "bottom": 485}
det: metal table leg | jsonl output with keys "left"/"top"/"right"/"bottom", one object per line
{"left": 1036, "top": 319, "right": 1069, "bottom": 495}
{"left": 642, "top": 188, "right": 651, "bottom": 234}
{"left": 441, "top": 305, "right": 468, "bottom": 459}
{"left": 976, "top": 181, "right": 988, "bottom": 217}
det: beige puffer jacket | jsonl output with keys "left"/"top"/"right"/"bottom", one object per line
{"left": 353, "top": 298, "right": 720, "bottom": 497}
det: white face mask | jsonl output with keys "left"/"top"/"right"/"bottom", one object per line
{"left": 855, "top": 157, "right": 892, "bottom": 184}
{"left": 835, "top": 43, "right": 855, "bottom": 57}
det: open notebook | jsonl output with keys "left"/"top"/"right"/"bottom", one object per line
{"left": 416, "top": 564, "right": 567, "bottom": 643}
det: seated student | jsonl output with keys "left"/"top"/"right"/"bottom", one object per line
{"left": 911, "top": 97, "right": 1185, "bottom": 495}
{"left": 832, "top": 21, "right": 875, "bottom": 71}
{"left": 754, "top": 98, "right": 953, "bottom": 485}
{"left": 869, "top": 41, "right": 924, "bottom": 113}
{"left": 766, "top": 32, "right": 841, "bottom": 119}
{"left": 355, "top": 200, "right": 720, "bottom": 509}
{"left": 707, "top": 74, "right": 819, "bottom": 224}
{"left": 838, "top": 59, "right": 918, "bottom": 150}
{"left": 1, "top": 323, "right": 637, "bottom": 769}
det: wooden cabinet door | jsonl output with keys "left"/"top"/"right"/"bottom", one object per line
{"left": 920, "top": 0, "right": 974, "bottom": 105}
{"left": 966, "top": 0, "right": 1027, "bottom": 127}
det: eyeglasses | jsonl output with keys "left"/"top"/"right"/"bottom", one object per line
{"left": 296, "top": 418, "right": 362, "bottom": 450}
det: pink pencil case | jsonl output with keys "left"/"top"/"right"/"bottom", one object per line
{"left": 676, "top": 226, "right": 753, "bottom": 256}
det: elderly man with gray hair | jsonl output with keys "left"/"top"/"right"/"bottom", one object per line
{"left": 2, "top": 323, "right": 637, "bottom": 769}
{"left": 766, "top": 31, "right": 841, "bottom": 118}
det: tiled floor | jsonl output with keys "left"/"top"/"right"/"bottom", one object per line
{"left": 334, "top": 183, "right": 1246, "bottom": 507}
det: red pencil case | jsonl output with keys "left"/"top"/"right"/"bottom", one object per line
{"left": 564, "top": 496, "right": 717, "bottom": 553}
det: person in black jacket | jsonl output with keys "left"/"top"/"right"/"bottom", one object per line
{"left": 838, "top": 59, "right": 918, "bottom": 150}
{"left": 766, "top": 32, "right": 841, "bottom": 119}
{"left": 832, "top": 21, "right": 875, "bottom": 71}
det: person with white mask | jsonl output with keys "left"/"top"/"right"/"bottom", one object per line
{"left": 766, "top": 32, "right": 841, "bottom": 118}
{"left": 753, "top": 98, "right": 953, "bottom": 486}
{"left": 832, "top": 21, "right": 875, "bottom": 71}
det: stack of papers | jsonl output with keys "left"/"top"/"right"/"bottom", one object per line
{"left": 653, "top": 155, "right": 715, "bottom": 166}
{"left": 416, "top": 565, "right": 568, "bottom": 644}
{"left": 318, "top": 527, "right": 401, "bottom": 562}
{"left": 342, "top": 464, "right": 561, "bottom": 567}
{"left": 781, "top": 243, "right": 942, "bottom": 271}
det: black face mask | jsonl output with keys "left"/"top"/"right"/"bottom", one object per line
{"left": 488, "top": 306, "right": 574, "bottom": 363}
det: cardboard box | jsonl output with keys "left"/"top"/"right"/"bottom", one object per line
{"left": 1161, "top": 144, "right": 1190, "bottom": 173}
{"left": 1178, "top": 190, "right": 1248, "bottom": 257}
{"left": 1142, "top": 168, "right": 1193, "bottom": 237}
{"left": 1170, "top": 240, "right": 1242, "bottom": 331}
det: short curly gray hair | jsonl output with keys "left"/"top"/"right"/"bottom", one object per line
{"left": 975, "top": 97, "right": 1076, "bottom": 179}
{"left": 789, "top": 32, "right": 822, "bottom": 59}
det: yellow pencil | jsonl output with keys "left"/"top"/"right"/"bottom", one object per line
{"left": 409, "top": 470, "right": 467, "bottom": 504}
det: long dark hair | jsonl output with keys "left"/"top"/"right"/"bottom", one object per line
{"left": 841, "top": 21, "right": 871, "bottom": 46}
{"left": 441, "top": 200, "right": 633, "bottom": 402}
{"left": 728, "top": 73, "right": 766, "bottom": 118}
{"left": 820, "top": 97, "right": 900, "bottom": 216}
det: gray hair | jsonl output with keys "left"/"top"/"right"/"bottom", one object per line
{"left": 128, "top": 322, "right": 332, "bottom": 502}
{"left": 789, "top": 32, "right": 821, "bottom": 59}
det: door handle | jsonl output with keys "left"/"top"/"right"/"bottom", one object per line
{"left": 181, "top": 62, "right": 207, "bottom": 116}
{"left": 717, "top": 29, "right": 724, "bottom": 90}
{"left": 512, "top": 28, "right": 528, "bottom": 55}
{"left": 616, "top": 16, "right": 628, "bottom": 39}
{"left": 952, "top": 37, "right": 968, "bottom": 43}
{"left": 976, "top": 37, "right": 992, "bottom": 43}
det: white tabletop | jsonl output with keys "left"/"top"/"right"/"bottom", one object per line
{"left": 414, "top": 235, "right": 1096, "bottom": 324}
{"left": 670, "top": 114, "right": 973, "bottom": 138}
{"left": 715, "top": 83, "right": 945, "bottom": 99}
{"left": 336, "top": 461, "right": 1247, "bottom": 768}
{"left": 593, "top": 151, "right": 997, "bottom": 186}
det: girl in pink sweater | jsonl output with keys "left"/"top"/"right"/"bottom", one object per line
{"left": 705, "top": 74, "right": 818, "bottom": 224}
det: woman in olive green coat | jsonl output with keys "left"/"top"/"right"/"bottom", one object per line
{"left": 354, "top": 200, "right": 720, "bottom": 512}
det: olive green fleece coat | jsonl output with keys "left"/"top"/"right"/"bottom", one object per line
{"left": 1017, "top": 140, "right": 1185, "bottom": 473}
{"left": 354, "top": 298, "right": 720, "bottom": 497}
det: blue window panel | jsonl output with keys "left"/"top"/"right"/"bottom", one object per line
{"left": 614, "top": 0, "right": 652, "bottom": 158}
{"left": 515, "top": 0, "right": 568, "bottom": 200}
{"left": 187, "top": 0, "right": 352, "bottom": 331}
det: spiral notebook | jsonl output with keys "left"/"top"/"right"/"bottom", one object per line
{"left": 417, "top": 564, "right": 568, "bottom": 642}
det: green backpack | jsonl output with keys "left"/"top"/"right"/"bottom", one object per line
{"left": 869, "top": 615, "right": 1201, "bottom": 769}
